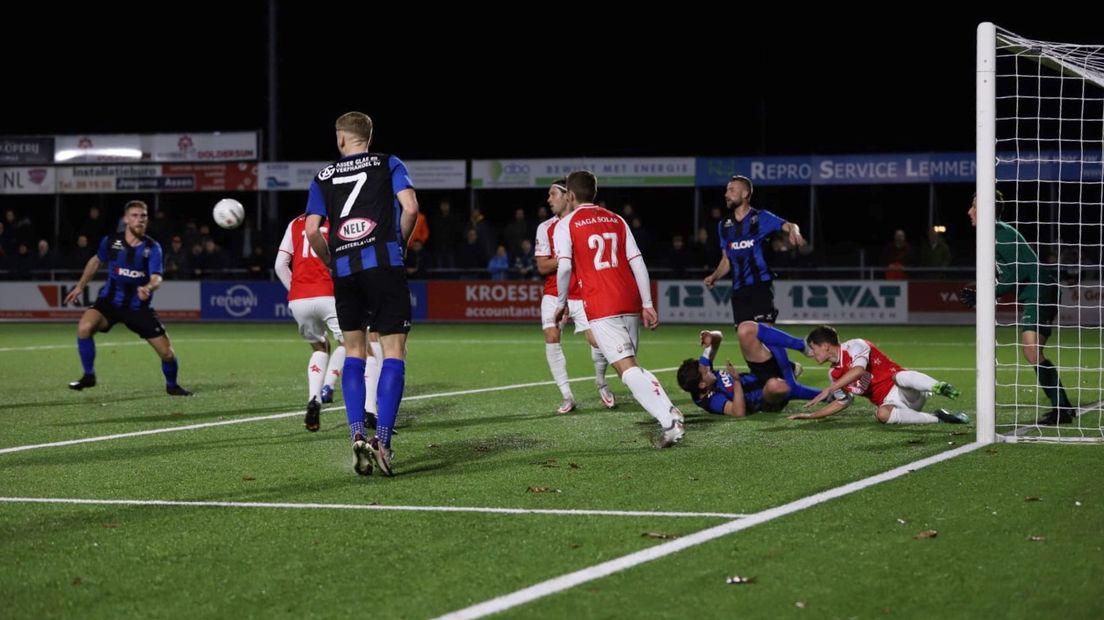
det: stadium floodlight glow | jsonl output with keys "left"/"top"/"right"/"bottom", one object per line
{"left": 977, "top": 23, "right": 1104, "bottom": 444}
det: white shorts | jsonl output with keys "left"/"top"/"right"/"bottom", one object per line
{"left": 882, "top": 384, "right": 927, "bottom": 411}
{"left": 540, "top": 295, "right": 560, "bottom": 330}
{"left": 567, "top": 299, "right": 590, "bottom": 333}
{"left": 288, "top": 296, "right": 343, "bottom": 344}
{"left": 588, "top": 315, "right": 640, "bottom": 364}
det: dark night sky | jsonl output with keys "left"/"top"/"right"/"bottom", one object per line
{"left": 3, "top": 5, "right": 1099, "bottom": 162}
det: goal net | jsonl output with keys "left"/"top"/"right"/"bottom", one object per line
{"left": 977, "top": 23, "right": 1104, "bottom": 443}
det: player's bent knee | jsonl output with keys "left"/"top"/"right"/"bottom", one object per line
{"left": 737, "top": 321, "right": 758, "bottom": 342}
{"left": 875, "top": 406, "right": 893, "bottom": 423}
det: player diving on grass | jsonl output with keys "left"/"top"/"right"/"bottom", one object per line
{"left": 676, "top": 321, "right": 820, "bottom": 416}
{"left": 789, "top": 325, "right": 968, "bottom": 425}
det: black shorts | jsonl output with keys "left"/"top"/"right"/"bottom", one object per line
{"left": 730, "top": 281, "right": 778, "bottom": 325}
{"left": 746, "top": 357, "right": 784, "bottom": 385}
{"left": 334, "top": 267, "right": 412, "bottom": 335}
{"left": 92, "top": 298, "right": 166, "bottom": 340}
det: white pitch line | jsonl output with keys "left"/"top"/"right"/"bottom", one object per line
{"left": 435, "top": 441, "right": 986, "bottom": 620}
{"left": 0, "top": 368, "right": 676, "bottom": 455}
{"left": 0, "top": 497, "right": 745, "bottom": 520}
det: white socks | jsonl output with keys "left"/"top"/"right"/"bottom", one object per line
{"left": 364, "top": 341, "right": 383, "bottom": 414}
{"left": 621, "top": 366, "right": 674, "bottom": 427}
{"left": 308, "top": 351, "right": 328, "bottom": 401}
{"left": 325, "top": 345, "right": 346, "bottom": 391}
{"left": 887, "top": 407, "right": 939, "bottom": 424}
{"left": 591, "top": 346, "right": 609, "bottom": 388}
{"left": 545, "top": 343, "right": 573, "bottom": 400}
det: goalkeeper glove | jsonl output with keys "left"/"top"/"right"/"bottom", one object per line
{"left": 958, "top": 287, "right": 976, "bottom": 308}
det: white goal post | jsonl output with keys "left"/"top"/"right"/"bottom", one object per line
{"left": 976, "top": 23, "right": 1104, "bottom": 444}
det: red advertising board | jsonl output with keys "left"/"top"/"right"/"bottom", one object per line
{"left": 161, "top": 163, "right": 258, "bottom": 191}
{"left": 427, "top": 281, "right": 545, "bottom": 321}
{"left": 426, "top": 280, "right": 660, "bottom": 322}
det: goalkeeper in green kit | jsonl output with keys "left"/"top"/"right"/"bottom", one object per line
{"left": 963, "top": 190, "right": 1075, "bottom": 425}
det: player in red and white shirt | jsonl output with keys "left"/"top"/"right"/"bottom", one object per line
{"left": 275, "top": 214, "right": 348, "bottom": 432}
{"left": 789, "top": 325, "right": 967, "bottom": 424}
{"left": 552, "top": 170, "right": 684, "bottom": 447}
{"left": 535, "top": 178, "right": 614, "bottom": 414}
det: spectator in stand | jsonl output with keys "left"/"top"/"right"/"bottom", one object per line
{"left": 242, "top": 244, "right": 269, "bottom": 280}
{"left": 487, "top": 245, "right": 510, "bottom": 281}
{"left": 163, "top": 235, "right": 191, "bottom": 279}
{"left": 882, "top": 229, "right": 915, "bottom": 280}
{"left": 8, "top": 208, "right": 36, "bottom": 248}
{"left": 503, "top": 208, "right": 530, "bottom": 257}
{"left": 189, "top": 243, "right": 206, "bottom": 278}
{"left": 10, "top": 243, "right": 33, "bottom": 280}
{"left": 456, "top": 228, "right": 487, "bottom": 279}
{"left": 429, "top": 199, "right": 461, "bottom": 270}
{"left": 66, "top": 234, "right": 96, "bottom": 272}
{"left": 919, "top": 226, "right": 952, "bottom": 279}
{"left": 694, "top": 226, "right": 721, "bottom": 271}
{"left": 466, "top": 205, "right": 496, "bottom": 259}
{"left": 33, "top": 239, "right": 60, "bottom": 276}
{"left": 512, "top": 238, "right": 537, "bottom": 280}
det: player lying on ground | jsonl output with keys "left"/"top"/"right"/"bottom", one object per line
{"left": 677, "top": 322, "right": 819, "bottom": 416}
{"left": 790, "top": 325, "right": 967, "bottom": 425}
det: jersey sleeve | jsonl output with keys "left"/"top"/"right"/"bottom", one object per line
{"left": 703, "top": 392, "right": 731, "bottom": 415}
{"left": 842, "top": 339, "right": 870, "bottom": 369}
{"left": 758, "top": 210, "right": 786, "bottom": 238}
{"left": 148, "top": 242, "right": 163, "bottom": 275}
{"left": 278, "top": 220, "right": 295, "bottom": 256}
{"left": 96, "top": 236, "right": 110, "bottom": 262}
{"left": 305, "top": 180, "right": 326, "bottom": 218}
{"left": 534, "top": 220, "right": 552, "bottom": 257}
{"left": 390, "top": 156, "right": 414, "bottom": 193}
{"left": 553, "top": 213, "right": 573, "bottom": 260}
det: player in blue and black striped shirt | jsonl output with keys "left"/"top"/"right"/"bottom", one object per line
{"left": 64, "top": 201, "right": 191, "bottom": 396}
{"left": 676, "top": 323, "right": 818, "bottom": 417}
{"left": 704, "top": 175, "right": 806, "bottom": 325}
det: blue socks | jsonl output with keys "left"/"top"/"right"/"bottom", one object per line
{"left": 757, "top": 323, "right": 806, "bottom": 353}
{"left": 342, "top": 357, "right": 367, "bottom": 440}
{"left": 77, "top": 337, "right": 95, "bottom": 375}
{"left": 161, "top": 358, "right": 179, "bottom": 387}
{"left": 376, "top": 359, "right": 405, "bottom": 447}
{"left": 768, "top": 344, "right": 821, "bottom": 401}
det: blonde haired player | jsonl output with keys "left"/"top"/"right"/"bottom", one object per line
{"left": 553, "top": 170, "right": 684, "bottom": 447}
{"left": 535, "top": 178, "right": 614, "bottom": 414}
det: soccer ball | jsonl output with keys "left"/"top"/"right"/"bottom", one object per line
{"left": 212, "top": 198, "right": 245, "bottom": 230}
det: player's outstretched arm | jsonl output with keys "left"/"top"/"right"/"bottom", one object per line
{"left": 782, "top": 221, "right": 806, "bottom": 248}
{"left": 789, "top": 396, "right": 849, "bottom": 420}
{"left": 64, "top": 255, "right": 102, "bottom": 306}
{"left": 700, "top": 330, "right": 723, "bottom": 362}
{"left": 805, "top": 366, "right": 866, "bottom": 408}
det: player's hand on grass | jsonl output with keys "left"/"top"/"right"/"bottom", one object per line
{"left": 805, "top": 388, "right": 831, "bottom": 408}
{"left": 787, "top": 413, "right": 812, "bottom": 420}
